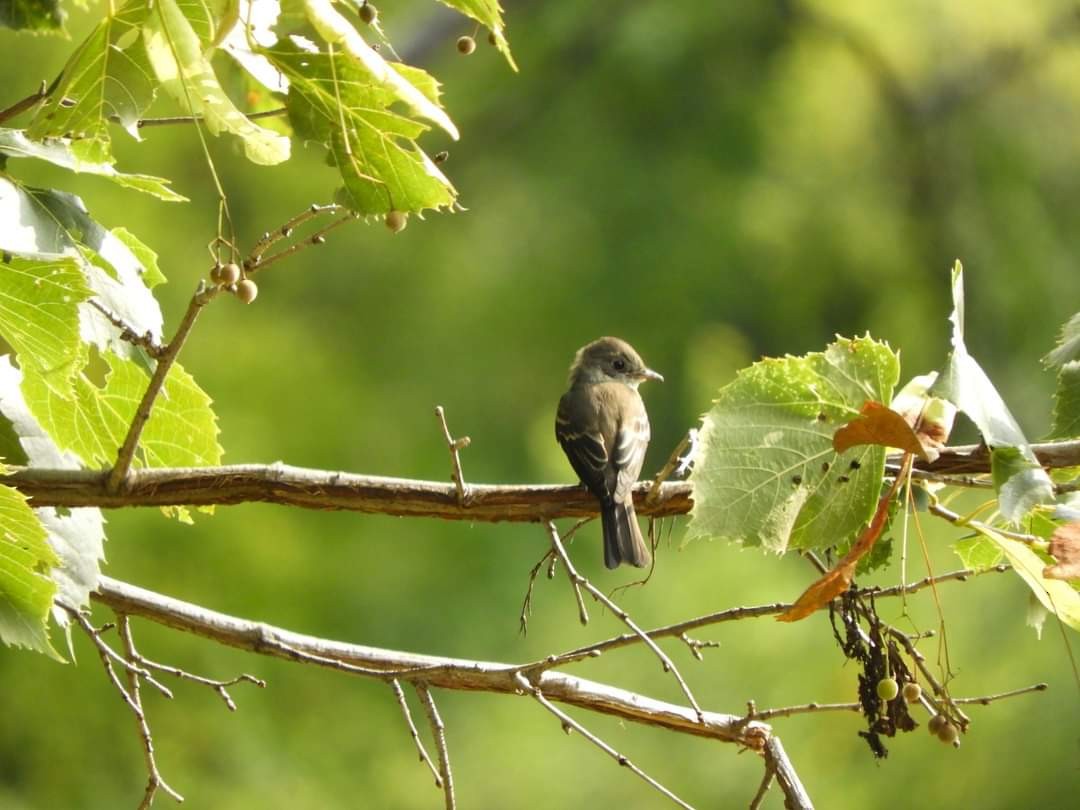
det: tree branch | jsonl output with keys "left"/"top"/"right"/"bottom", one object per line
{"left": 90, "top": 576, "right": 770, "bottom": 748}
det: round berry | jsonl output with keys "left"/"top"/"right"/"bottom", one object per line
{"left": 936, "top": 721, "right": 959, "bottom": 745}
{"left": 927, "top": 714, "right": 947, "bottom": 735}
{"left": 457, "top": 35, "right": 476, "bottom": 55}
{"left": 359, "top": 3, "right": 377, "bottom": 24}
{"left": 220, "top": 263, "right": 241, "bottom": 286}
{"left": 876, "top": 677, "right": 899, "bottom": 701}
{"left": 235, "top": 278, "right": 258, "bottom": 304}
{"left": 902, "top": 682, "right": 922, "bottom": 703}
{"left": 385, "top": 210, "right": 407, "bottom": 233}
{"left": 487, "top": 30, "right": 498, "bottom": 46}
{"left": 210, "top": 263, "right": 224, "bottom": 283}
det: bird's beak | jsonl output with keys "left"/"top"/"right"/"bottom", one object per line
{"left": 642, "top": 367, "right": 664, "bottom": 383}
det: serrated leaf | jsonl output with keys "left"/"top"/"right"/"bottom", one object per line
{"left": 1048, "top": 360, "right": 1080, "bottom": 440}
{"left": 266, "top": 39, "right": 455, "bottom": 214}
{"left": 937, "top": 262, "right": 1053, "bottom": 522}
{"left": 0, "top": 357, "right": 104, "bottom": 627}
{"left": 0, "top": 255, "right": 91, "bottom": 395}
{"left": 144, "top": 0, "right": 290, "bottom": 165}
{"left": 301, "top": 0, "right": 458, "bottom": 139}
{"left": 28, "top": 1, "right": 156, "bottom": 157}
{"left": 435, "top": 0, "right": 516, "bottom": 71}
{"left": 953, "top": 534, "right": 1004, "bottom": 570}
{"left": 0, "top": 481, "right": 60, "bottom": 658}
{"left": 970, "top": 521, "right": 1080, "bottom": 632}
{"left": 0, "top": 0, "right": 63, "bottom": 32}
{"left": 0, "top": 178, "right": 164, "bottom": 356}
{"left": 21, "top": 350, "right": 221, "bottom": 470}
{"left": 1044, "top": 312, "right": 1080, "bottom": 369}
{"left": 687, "top": 335, "right": 900, "bottom": 554}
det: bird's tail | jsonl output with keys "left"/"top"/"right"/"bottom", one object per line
{"left": 602, "top": 499, "right": 652, "bottom": 569}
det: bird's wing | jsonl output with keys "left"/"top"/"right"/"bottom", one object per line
{"left": 612, "top": 407, "right": 650, "bottom": 503}
{"left": 556, "top": 392, "right": 610, "bottom": 496}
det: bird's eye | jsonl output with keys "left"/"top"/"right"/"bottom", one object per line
{"left": 613, "top": 358, "right": 627, "bottom": 371}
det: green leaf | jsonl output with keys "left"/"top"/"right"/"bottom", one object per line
{"left": 1048, "top": 360, "right": 1080, "bottom": 440}
{"left": 0, "top": 255, "right": 91, "bottom": 395}
{"left": 953, "top": 534, "right": 1004, "bottom": 570}
{"left": 144, "top": 0, "right": 290, "bottom": 166}
{"left": 300, "top": 0, "right": 459, "bottom": 140}
{"left": 0, "top": 128, "right": 185, "bottom": 202}
{"left": 21, "top": 350, "right": 221, "bottom": 469}
{"left": 992, "top": 446, "right": 1055, "bottom": 525}
{"left": 687, "top": 335, "right": 900, "bottom": 554}
{"left": 112, "top": 226, "right": 166, "bottom": 288}
{"left": 266, "top": 40, "right": 456, "bottom": 214}
{"left": 435, "top": 0, "right": 516, "bottom": 71}
{"left": 969, "top": 522, "right": 1080, "bottom": 633}
{"left": 0, "top": 481, "right": 59, "bottom": 658}
{"left": 27, "top": 1, "right": 156, "bottom": 160}
{"left": 0, "top": 0, "right": 63, "bottom": 32}
{"left": 1044, "top": 312, "right": 1080, "bottom": 369}
{"left": 0, "top": 357, "right": 105, "bottom": 627}
{"left": 937, "top": 262, "right": 1053, "bottom": 522}
{"left": 0, "top": 178, "right": 165, "bottom": 356}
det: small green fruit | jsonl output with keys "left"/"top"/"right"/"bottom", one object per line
{"left": 359, "top": 3, "right": 377, "bottom": 24}
{"left": 927, "top": 714, "right": 947, "bottom": 735}
{"left": 457, "top": 35, "right": 476, "bottom": 55}
{"left": 220, "top": 263, "right": 242, "bottom": 286}
{"left": 902, "top": 682, "right": 922, "bottom": 703}
{"left": 876, "top": 677, "right": 899, "bottom": 701}
{"left": 936, "top": 721, "right": 959, "bottom": 745}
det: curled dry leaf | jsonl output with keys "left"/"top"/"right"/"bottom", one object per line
{"left": 1044, "top": 522, "right": 1080, "bottom": 581}
{"left": 833, "top": 400, "right": 929, "bottom": 459}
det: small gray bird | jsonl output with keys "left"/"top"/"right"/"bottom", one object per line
{"left": 556, "top": 337, "right": 663, "bottom": 569}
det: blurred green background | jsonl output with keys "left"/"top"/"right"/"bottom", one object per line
{"left": 2, "top": 0, "right": 1079, "bottom": 807}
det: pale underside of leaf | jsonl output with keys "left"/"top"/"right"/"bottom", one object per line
{"left": 144, "top": 0, "right": 290, "bottom": 166}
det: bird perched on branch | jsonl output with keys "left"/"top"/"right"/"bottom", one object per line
{"left": 556, "top": 337, "right": 663, "bottom": 569}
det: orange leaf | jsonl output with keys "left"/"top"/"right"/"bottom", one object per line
{"left": 777, "top": 456, "right": 908, "bottom": 622}
{"left": 1044, "top": 522, "right": 1080, "bottom": 581}
{"left": 833, "top": 401, "right": 928, "bottom": 459}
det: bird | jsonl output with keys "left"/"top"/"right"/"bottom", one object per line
{"left": 555, "top": 337, "right": 663, "bottom": 569}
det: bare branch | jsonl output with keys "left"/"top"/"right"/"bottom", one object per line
{"left": 246, "top": 203, "right": 343, "bottom": 266}
{"left": 953, "top": 682, "right": 1048, "bottom": 705}
{"left": 546, "top": 522, "right": 705, "bottom": 721}
{"left": 415, "top": 685, "right": 455, "bottom": 810}
{"left": 514, "top": 672, "right": 696, "bottom": 810}
{"left": 106, "top": 283, "right": 220, "bottom": 493}
{"left": 249, "top": 211, "right": 357, "bottom": 274}
{"left": 91, "top": 576, "right": 768, "bottom": 747}
{"left": 747, "top": 759, "right": 775, "bottom": 810}
{"left": 390, "top": 680, "right": 443, "bottom": 788}
{"left": 435, "top": 406, "right": 471, "bottom": 507}
{"left": 546, "top": 523, "right": 589, "bottom": 625}
{"left": 87, "top": 300, "right": 167, "bottom": 358}
{"left": 5, "top": 465, "right": 694, "bottom": 519}
{"left": 764, "top": 736, "right": 813, "bottom": 810}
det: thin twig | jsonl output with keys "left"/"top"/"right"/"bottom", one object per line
{"left": 390, "top": 680, "right": 444, "bottom": 788}
{"left": 250, "top": 212, "right": 357, "bottom": 273}
{"left": 106, "top": 283, "right": 220, "bottom": 493}
{"left": 87, "top": 300, "right": 166, "bottom": 358}
{"left": 120, "top": 641, "right": 265, "bottom": 711}
{"left": 928, "top": 501, "right": 1045, "bottom": 547}
{"left": 71, "top": 612, "right": 184, "bottom": 807}
{"left": 415, "top": 685, "right": 455, "bottom": 810}
{"left": 546, "top": 523, "right": 590, "bottom": 625}
{"left": 747, "top": 759, "right": 775, "bottom": 810}
{"left": 546, "top": 522, "right": 705, "bottom": 722}
{"left": 514, "top": 672, "right": 696, "bottom": 810}
{"left": 952, "top": 682, "right": 1048, "bottom": 705}
{"left": 435, "top": 406, "right": 471, "bottom": 507}
{"left": 124, "top": 107, "right": 288, "bottom": 128}
{"left": 645, "top": 430, "right": 696, "bottom": 506}
{"left": 0, "top": 80, "right": 48, "bottom": 124}
{"left": 246, "top": 203, "right": 343, "bottom": 266}
{"left": 63, "top": 608, "right": 174, "bottom": 698}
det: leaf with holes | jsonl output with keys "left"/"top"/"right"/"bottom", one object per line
{"left": 0, "top": 255, "right": 91, "bottom": 396}
{"left": 687, "top": 335, "right": 900, "bottom": 554}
